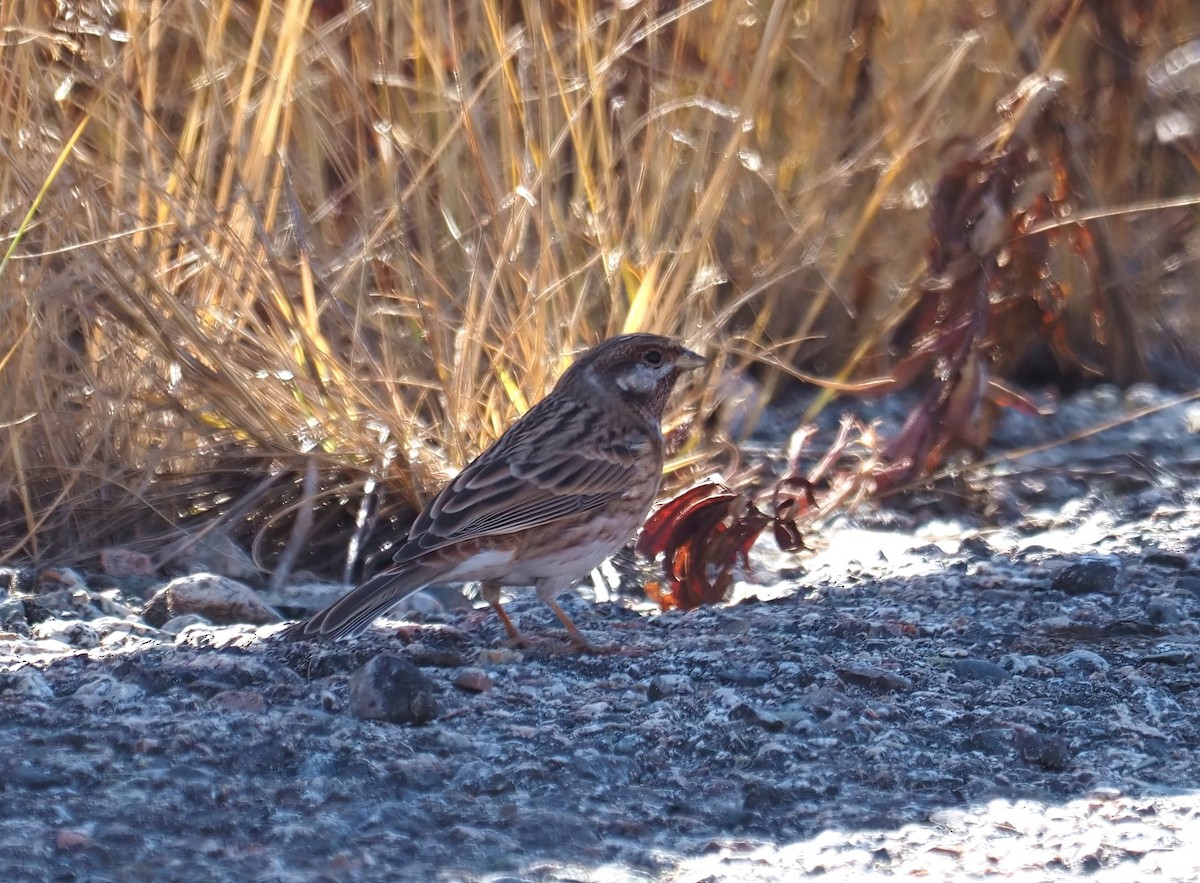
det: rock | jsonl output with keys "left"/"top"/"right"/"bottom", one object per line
{"left": 729, "top": 702, "right": 786, "bottom": 732}
{"left": 1056, "top": 649, "right": 1111, "bottom": 673}
{"left": 452, "top": 668, "right": 493, "bottom": 693}
{"left": 0, "top": 666, "right": 53, "bottom": 699}
{"left": 30, "top": 620, "right": 100, "bottom": 649}
{"left": 99, "top": 548, "right": 155, "bottom": 578}
{"left": 836, "top": 664, "right": 913, "bottom": 693}
{"left": 1015, "top": 729, "right": 1073, "bottom": 770}
{"left": 647, "top": 673, "right": 695, "bottom": 700}
{"left": 170, "top": 531, "right": 258, "bottom": 580}
{"left": 1145, "top": 597, "right": 1182, "bottom": 624}
{"left": 1177, "top": 574, "right": 1200, "bottom": 599}
{"left": 73, "top": 676, "right": 143, "bottom": 710}
{"left": 36, "top": 568, "right": 89, "bottom": 592}
{"left": 141, "top": 574, "right": 282, "bottom": 627}
{"left": 257, "top": 581, "right": 346, "bottom": 614}
{"left": 0, "top": 595, "right": 28, "bottom": 630}
{"left": 160, "top": 614, "right": 212, "bottom": 635}
{"left": 210, "top": 689, "right": 268, "bottom": 713}
{"left": 0, "top": 565, "right": 35, "bottom": 595}
{"left": 1051, "top": 554, "right": 1124, "bottom": 595}
{"left": 952, "top": 658, "right": 1013, "bottom": 683}
{"left": 1141, "top": 647, "right": 1191, "bottom": 665}
{"left": 348, "top": 653, "right": 438, "bottom": 724}
{"left": 28, "top": 589, "right": 95, "bottom": 620}
{"left": 716, "top": 665, "right": 771, "bottom": 687}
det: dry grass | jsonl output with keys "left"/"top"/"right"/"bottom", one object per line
{"left": 1, "top": 0, "right": 1197, "bottom": 576}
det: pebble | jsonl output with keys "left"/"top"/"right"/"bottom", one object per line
{"left": 348, "top": 653, "right": 438, "bottom": 724}
{"left": 952, "top": 658, "right": 1013, "bottom": 683}
{"left": 210, "top": 689, "right": 268, "bottom": 713}
{"left": 1056, "top": 649, "right": 1111, "bottom": 673}
{"left": 836, "top": 664, "right": 913, "bottom": 693}
{"left": 73, "top": 676, "right": 144, "bottom": 710}
{"left": 1141, "top": 647, "right": 1192, "bottom": 665}
{"left": 1051, "top": 554, "right": 1125, "bottom": 595}
{"left": 716, "top": 665, "right": 772, "bottom": 687}
{"left": 142, "top": 573, "right": 282, "bottom": 627}
{"left": 1145, "top": 597, "right": 1182, "bottom": 625}
{"left": 31, "top": 620, "right": 100, "bottom": 649}
{"left": 0, "top": 666, "right": 53, "bottom": 699}
{"left": 99, "top": 548, "right": 155, "bottom": 578}
{"left": 452, "top": 667, "right": 494, "bottom": 693}
{"left": 647, "top": 673, "right": 695, "bottom": 700}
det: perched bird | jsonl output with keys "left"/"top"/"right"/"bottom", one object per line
{"left": 280, "top": 333, "right": 705, "bottom": 650}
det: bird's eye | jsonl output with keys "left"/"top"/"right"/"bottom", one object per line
{"left": 642, "top": 349, "right": 664, "bottom": 366}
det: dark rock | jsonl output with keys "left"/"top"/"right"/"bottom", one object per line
{"left": 1015, "top": 730, "right": 1073, "bottom": 771}
{"left": 1145, "top": 597, "right": 1182, "bottom": 625}
{"left": 348, "top": 653, "right": 438, "bottom": 724}
{"left": 836, "top": 664, "right": 913, "bottom": 693}
{"left": 1051, "top": 554, "right": 1125, "bottom": 595}
{"left": 952, "top": 658, "right": 1013, "bottom": 684}
{"left": 729, "top": 702, "right": 786, "bottom": 731}
{"left": 1177, "top": 575, "right": 1200, "bottom": 599}
{"left": 1141, "top": 647, "right": 1192, "bottom": 665}
{"left": 1142, "top": 548, "right": 1190, "bottom": 569}
{"left": 967, "top": 727, "right": 1014, "bottom": 755}
{"left": 716, "top": 665, "right": 771, "bottom": 687}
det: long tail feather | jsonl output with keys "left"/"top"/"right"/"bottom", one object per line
{"left": 278, "top": 561, "right": 442, "bottom": 642}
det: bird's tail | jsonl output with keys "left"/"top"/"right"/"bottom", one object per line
{"left": 277, "top": 561, "right": 444, "bottom": 642}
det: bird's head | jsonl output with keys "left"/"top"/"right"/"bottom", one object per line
{"left": 558, "top": 333, "right": 706, "bottom": 422}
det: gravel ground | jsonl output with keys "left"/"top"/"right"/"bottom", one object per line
{"left": 2, "top": 384, "right": 1199, "bottom": 882}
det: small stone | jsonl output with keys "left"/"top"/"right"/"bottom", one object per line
{"left": 952, "top": 658, "right": 1013, "bottom": 684}
{"left": 348, "top": 653, "right": 438, "bottom": 724}
{"left": 211, "top": 689, "right": 268, "bottom": 713}
{"left": 29, "top": 589, "right": 95, "bottom": 619}
{"left": 1141, "top": 646, "right": 1192, "bottom": 666}
{"left": 1051, "top": 555, "right": 1124, "bottom": 595}
{"left": 836, "top": 664, "right": 913, "bottom": 693}
{"left": 73, "top": 676, "right": 143, "bottom": 710}
{"left": 647, "top": 674, "right": 695, "bottom": 700}
{"left": 1015, "top": 729, "right": 1073, "bottom": 770}
{"left": 1056, "top": 649, "right": 1110, "bottom": 673}
{"left": 160, "top": 613, "right": 212, "bottom": 634}
{"left": 0, "top": 595, "right": 28, "bottom": 629}
{"left": 1142, "top": 548, "right": 1190, "bottom": 569}
{"left": 1176, "top": 575, "right": 1200, "bottom": 600}
{"left": 30, "top": 620, "right": 100, "bottom": 648}
{"left": 56, "top": 829, "right": 95, "bottom": 851}
{"left": 729, "top": 702, "right": 786, "bottom": 732}
{"left": 452, "top": 667, "right": 493, "bottom": 693}
{"left": 92, "top": 591, "right": 137, "bottom": 618}
{"left": 716, "top": 665, "right": 771, "bottom": 687}
{"left": 0, "top": 666, "right": 53, "bottom": 699}
{"left": 37, "top": 568, "right": 88, "bottom": 592}
{"left": 142, "top": 573, "right": 282, "bottom": 627}
{"left": 99, "top": 548, "right": 155, "bottom": 578}
{"left": 1145, "top": 597, "right": 1182, "bottom": 625}
{"left": 172, "top": 531, "right": 258, "bottom": 580}
{"left": 477, "top": 647, "right": 523, "bottom": 666}
{"left": 0, "top": 566, "right": 35, "bottom": 595}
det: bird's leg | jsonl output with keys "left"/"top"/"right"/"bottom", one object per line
{"left": 480, "top": 581, "right": 525, "bottom": 644}
{"left": 536, "top": 580, "right": 617, "bottom": 654}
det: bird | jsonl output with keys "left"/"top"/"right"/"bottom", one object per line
{"left": 279, "top": 333, "right": 706, "bottom": 651}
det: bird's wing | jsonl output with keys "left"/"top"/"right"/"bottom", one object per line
{"left": 395, "top": 396, "right": 656, "bottom": 561}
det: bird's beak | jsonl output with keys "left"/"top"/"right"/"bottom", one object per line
{"left": 676, "top": 347, "right": 707, "bottom": 371}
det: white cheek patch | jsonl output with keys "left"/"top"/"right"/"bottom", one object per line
{"left": 616, "top": 364, "right": 659, "bottom": 395}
